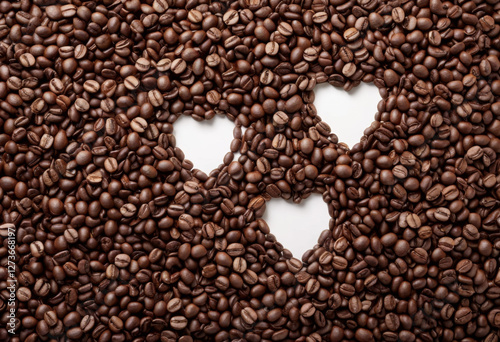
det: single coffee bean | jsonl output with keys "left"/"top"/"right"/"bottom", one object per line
{"left": 39, "top": 134, "right": 54, "bottom": 149}
{"left": 80, "top": 315, "right": 95, "bottom": 333}
{"left": 30, "top": 241, "right": 44, "bottom": 257}
{"left": 114, "top": 254, "right": 131, "bottom": 268}
{"left": 171, "top": 59, "right": 187, "bottom": 74}
{"left": 223, "top": 9, "right": 239, "bottom": 25}
{"left": 131, "top": 117, "right": 148, "bottom": 133}
{"left": 17, "top": 287, "right": 31, "bottom": 301}
{"left": 105, "top": 264, "right": 119, "bottom": 279}
{"left": 63, "top": 228, "right": 78, "bottom": 243}
{"left": 120, "top": 203, "right": 137, "bottom": 217}
{"left": 170, "top": 316, "right": 188, "bottom": 330}
{"left": 156, "top": 58, "right": 171, "bottom": 71}
{"left": 434, "top": 207, "right": 451, "bottom": 221}
{"left": 124, "top": 76, "right": 140, "bottom": 90}
{"left": 241, "top": 307, "right": 257, "bottom": 325}
{"left": 75, "top": 98, "right": 89, "bottom": 112}
{"left": 300, "top": 302, "right": 316, "bottom": 317}
{"left": 167, "top": 298, "right": 182, "bottom": 312}
{"left": 109, "top": 316, "right": 123, "bottom": 333}
{"left": 148, "top": 89, "right": 164, "bottom": 107}
{"left": 344, "top": 27, "right": 360, "bottom": 42}
{"left": 20, "top": 53, "right": 36, "bottom": 67}
{"left": 33, "top": 278, "right": 50, "bottom": 296}
{"left": 44, "top": 311, "right": 58, "bottom": 327}
{"left": 233, "top": 257, "right": 247, "bottom": 273}
{"left": 278, "top": 22, "right": 293, "bottom": 36}
{"left": 455, "top": 307, "right": 472, "bottom": 325}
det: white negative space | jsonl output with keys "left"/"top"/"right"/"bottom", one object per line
{"left": 263, "top": 194, "right": 331, "bottom": 259}
{"left": 173, "top": 114, "right": 236, "bottom": 174}
{"left": 314, "top": 82, "right": 380, "bottom": 149}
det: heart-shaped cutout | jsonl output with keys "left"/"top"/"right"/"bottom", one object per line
{"left": 263, "top": 194, "right": 331, "bottom": 258}
{"left": 173, "top": 115, "right": 237, "bottom": 174}
{"left": 314, "top": 82, "right": 380, "bottom": 148}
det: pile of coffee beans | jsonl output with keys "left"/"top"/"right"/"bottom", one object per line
{"left": 2, "top": 0, "right": 500, "bottom": 341}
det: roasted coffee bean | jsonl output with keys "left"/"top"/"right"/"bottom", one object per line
{"left": 241, "top": 307, "right": 257, "bottom": 325}
{"left": 114, "top": 254, "right": 131, "bottom": 268}
{"left": 34, "top": 279, "right": 50, "bottom": 297}
{"left": 170, "top": 316, "right": 188, "bottom": 330}
{"left": 167, "top": 298, "right": 182, "bottom": 313}
{"left": 109, "top": 316, "right": 123, "bottom": 333}
{"left": 80, "top": 315, "right": 95, "bottom": 332}
{"left": 39, "top": 134, "right": 54, "bottom": 149}
{"left": 120, "top": 203, "right": 137, "bottom": 217}
{"left": 75, "top": 98, "right": 90, "bottom": 112}
{"left": 17, "top": 287, "right": 31, "bottom": 301}
{"left": 455, "top": 307, "right": 473, "bottom": 325}
{"left": 104, "top": 157, "right": 118, "bottom": 173}
{"left": 148, "top": 89, "right": 164, "bottom": 107}
{"left": 20, "top": 53, "right": 36, "bottom": 67}
{"left": 124, "top": 76, "right": 140, "bottom": 90}
{"left": 30, "top": 241, "right": 44, "bottom": 257}
{"left": 131, "top": 117, "right": 148, "bottom": 133}
{"left": 44, "top": 311, "right": 58, "bottom": 327}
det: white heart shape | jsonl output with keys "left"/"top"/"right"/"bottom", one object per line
{"left": 314, "top": 82, "right": 380, "bottom": 148}
{"left": 263, "top": 194, "right": 331, "bottom": 259}
{"left": 174, "top": 115, "right": 236, "bottom": 174}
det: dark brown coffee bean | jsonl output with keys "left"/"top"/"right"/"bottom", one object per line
{"left": 20, "top": 53, "right": 36, "bottom": 67}
{"left": 167, "top": 298, "right": 182, "bottom": 313}
{"left": 34, "top": 279, "right": 50, "bottom": 297}
{"left": 124, "top": 76, "right": 140, "bottom": 90}
{"left": 44, "top": 311, "right": 58, "bottom": 327}
{"left": 148, "top": 89, "right": 164, "bottom": 107}
{"left": 239, "top": 307, "right": 257, "bottom": 325}
{"left": 120, "top": 203, "right": 137, "bottom": 217}
{"left": 109, "top": 316, "right": 123, "bottom": 333}
{"left": 170, "top": 316, "right": 188, "bottom": 330}
{"left": 385, "top": 312, "right": 400, "bottom": 331}
{"left": 455, "top": 307, "right": 472, "bottom": 325}
{"left": 17, "top": 287, "right": 31, "bottom": 301}
{"left": 114, "top": 254, "right": 131, "bottom": 268}
{"left": 30, "top": 241, "right": 44, "bottom": 257}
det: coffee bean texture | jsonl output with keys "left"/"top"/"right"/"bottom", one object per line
{"left": 2, "top": 0, "right": 500, "bottom": 341}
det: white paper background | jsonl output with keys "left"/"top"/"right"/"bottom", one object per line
{"left": 174, "top": 83, "right": 380, "bottom": 258}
